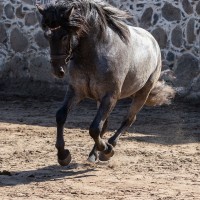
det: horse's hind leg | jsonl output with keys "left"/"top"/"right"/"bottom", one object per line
{"left": 56, "top": 86, "right": 80, "bottom": 166}
{"left": 100, "top": 78, "right": 156, "bottom": 161}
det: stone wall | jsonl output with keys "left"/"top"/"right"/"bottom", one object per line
{"left": 0, "top": 0, "right": 199, "bottom": 103}
{"left": 107, "top": 0, "right": 200, "bottom": 104}
{"left": 0, "top": 0, "right": 55, "bottom": 84}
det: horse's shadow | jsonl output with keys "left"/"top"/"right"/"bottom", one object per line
{"left": 0, "top": 163, "right": 96, "bottom": 187}
{"left": 109, "top": 101, "right": 200, "bottom": 145}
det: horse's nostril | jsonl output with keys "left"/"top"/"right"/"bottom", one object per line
{"left": 58, "top": 68, "right": 65, "bottom": 78}
{"left": 59, "top": 70, "right": 65, "bottom": 77}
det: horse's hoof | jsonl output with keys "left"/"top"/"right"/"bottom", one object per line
{"left": 58, "top": 150, "right": 72, "bottom": 166}
{"left": 99, "top": 143, "right": 114, "bottom": 161}
{"left": 87, "top": 153, "right": 98, "bottom": 163}
{"left": 99, "top": 149, "right": 114, "bottom": 161}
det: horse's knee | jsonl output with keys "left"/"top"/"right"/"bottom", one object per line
{"left": 56, "top": 107, "right": 67, "bottom": 125}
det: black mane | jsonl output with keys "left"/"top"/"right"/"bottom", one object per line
{"left": 43, "top": 0, "right": 130, "bottom": 43}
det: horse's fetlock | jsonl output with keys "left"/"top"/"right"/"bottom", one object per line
{"left": 108, "top": 137, "right": 117, "bottom": 147}
{"left": 97, "top": 145, "right": 106, "bottom": 152}
{"left": 55, "top": 141, "right": 65, "bottom": 150}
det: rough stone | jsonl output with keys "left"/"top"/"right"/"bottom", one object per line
{"left": 35, "top": 31, "right": 49, "bottom": 49}
{"left": 182, "top": 0, "right": 193, "bottom": 15}
{"left": 25, "top": 12, "right": 37, "bottom": 26}
{"left": 0, "top": 24, "right": 8, "bottom": 44}
{"left": 0, "top": 3, "right": 3, "bottom": 18}
{"left": 185, "top": 74, "right": 200, "bottom": 105}
{"left": 140, "top": 7, "right": 153, "bottom": 29}
{"left": 29, "top": 56, "right": 52, "bottom": 82}
{"left": 153, "top": 14, "right": 159, "bottom": 25}
{"left": 151, "top": 27, "right": 167, "bottom": 49}
{"left": 23, "top": 6, "right": 30, "bottom": 12}
{"left": 16, "top": 4, "right": 25, "bottom": 19}
{"left": 162, "top": 3, "right": 181, "bottom": 21}
{"left": 166, "top": 52, "right": 175, "bottom": 62}
{"left": 171, "top": 26, "right": 182, "bottom": 48}
{"left": 187, "top": 18, "right": 196, "bottom": 44}
{"left": 4, "top": 4, "right": 15, "bottom": 19}
{"left": 22, "top": 0, "right": 33, "bottom": 5}
{"left": 175, "top": 54, "right": 199, "bottom": 87}
{"left": 10, "top": 28, "right": 29, "bottom": 52}
{"left": 5, "top": 55, "right": 29, "bottom": 78}
{"left": 196, "top": 1, "right": 200, "bottom": 15}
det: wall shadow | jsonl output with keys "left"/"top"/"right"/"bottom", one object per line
{"left": 0, "top": 96, "right": 199, "bottom": 145}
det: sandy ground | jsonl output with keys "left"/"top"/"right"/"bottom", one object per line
{"left": 0, "top": 98, "right": 200, "bottom": 200}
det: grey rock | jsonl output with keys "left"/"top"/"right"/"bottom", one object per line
{"left": 162, "top": 3, "right": 181, "bottom": 21}
{"left": 23, "top": 6, "right": 30, "bottom": 12}
{"left": 0, "top": 3, "right": 3, "bottom": 18}
{"left": 140, "top": 7, "right": 153, "bottom": 29}
{"left": 171, "top": 26, "right": 182, "bottom": 48}
{"left": 25, "top": 12, "right": 37, "bottom": 26}
{"left": 35, "top": 31, "right": 49, "bottom": 49}
{"left": 22, "top": 0, "right": 33, "bottom": 5}
{"left": 16, "top": 4, "right": 25, "bottom": 19}
{"left": 4, "top": 4, "right": 15, "bottom": 19}
{"left": 185, "top": 74, "right": 200, "bottom": 105}
{"left": 151, "top": 27, "right": 168, "bottom": 49}
{"left": 182, "top": 0, "right": 193, "bottom": 15}
{"left": 166, "top": 52, "right": 175, "bottom": 62}
{"left": 187, "top": 18, "right": 196, "bottom": 44}
{"left": 10, "top": 28, "right": 29, "bottom": 52}
{"left": 196, "top": 1, "right": 200, "bottom": 15}
{"left": 153, "top": 14, "right": 159, "bottom": 25}
{"left": 0, "top": 23, "right": 8, "bottom": 44}
{"left": 29, "top": 56, "right": 53, "bottom": 82}
{"left": 175, "top": 53, "right": 199, "bottom": 87}
{"left": 5, "top": 55, "right": 29, "bottom": 78}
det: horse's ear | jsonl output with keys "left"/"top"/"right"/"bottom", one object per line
{"left": 63, "top": 7, "right": 75, "bottom": 19}
{"left": 36, "top": 4, "right": 45, "bottom": 15}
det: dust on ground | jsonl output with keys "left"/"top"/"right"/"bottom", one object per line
{"left": 0, "top": 98, "right": 200, "bottom": 200}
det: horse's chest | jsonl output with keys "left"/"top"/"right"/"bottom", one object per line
{"left": 69, "top": 73, "right": 100, "bottom": 100}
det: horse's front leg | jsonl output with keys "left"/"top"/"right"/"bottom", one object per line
{"left": 56, "top": 86, "right": 79, "bottom": 166}
{"left": 89, "top": 94, "right": 117, "bottom": 161}
{"left": 88, "top": 119, "right": 108, "bottom": 162}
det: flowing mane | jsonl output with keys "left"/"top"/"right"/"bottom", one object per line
{"left": 42, "top": 0, "right": 130, "bottom": 43}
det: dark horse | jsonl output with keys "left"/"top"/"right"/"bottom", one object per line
{"left": 37, "top": 0, "right": 175, "bottom": 166}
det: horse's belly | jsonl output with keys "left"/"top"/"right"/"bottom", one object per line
{"left": 120, "top": 79, "right": 146, "bottom": 99}
{"left": 120, "top": 68, "right": 153, "bottom": 99}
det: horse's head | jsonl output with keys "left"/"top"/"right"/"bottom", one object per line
{"left": 36, "top": 4, "right": 83, "bottom": 78}
{"left": 44, "top": 27, "right": 72, "bottom": 78}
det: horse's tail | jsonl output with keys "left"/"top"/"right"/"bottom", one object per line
{"left": 145, "top": 81, "right": 176, "bottom": 106}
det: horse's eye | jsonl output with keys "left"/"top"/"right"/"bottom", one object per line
{"left": 62, "top": 36, "right": 68, "bottom": 43}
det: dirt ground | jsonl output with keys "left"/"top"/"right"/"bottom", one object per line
{"left": 0, "top": 97, "right": 200, "bottom": 200}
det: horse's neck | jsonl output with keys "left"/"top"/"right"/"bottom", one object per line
{"left": 74, "top": 26, "right": 113, "bottom": 59}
